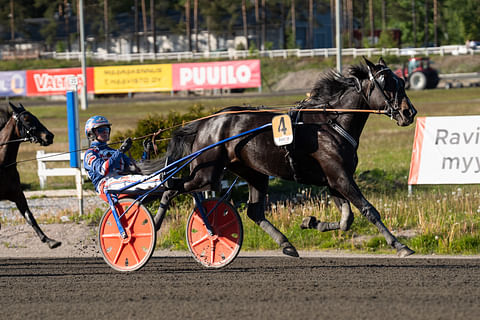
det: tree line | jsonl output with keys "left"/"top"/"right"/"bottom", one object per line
{"left": 0, "top": 0, "right": 478, "bottom": 52}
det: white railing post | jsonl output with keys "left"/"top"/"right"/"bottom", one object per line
{"left": 37, "top": 150, "right": 47, "bottom": 189}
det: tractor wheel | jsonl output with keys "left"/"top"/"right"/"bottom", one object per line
{"left": 425, "top": 70, "right": 440, "bottom": 89}
{"left": 409, "top": 72, "right": 427, "bottom": 90}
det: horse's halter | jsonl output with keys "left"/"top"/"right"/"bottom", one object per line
{"left": 12, "top": 110, "right": 39, "bottom": 144}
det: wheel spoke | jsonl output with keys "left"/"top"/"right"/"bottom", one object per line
{"left": 128, "top": 243, "right": 141, "bottom": 264}
{"left": 101, "top": 233, "right": 122, "bottom": 239}
{"left": 218, "top": 236, "right": 237, "bottom": 251}
{"left": 126, "top": 206, "right": 140, "bottom": 229}
{"left": 191, "top": 234, "right": 209, "bottom": 247}
{"left": 133, "top": 232, "right": 153, "bottom": 238}
{"left": 210, "top": 239, "right": 216, "bottom": 264}
{"left": 112, "top": 242, "right": 126, "bottom": 264}
{"left": 216, "top": 218, "right": 237, "bottom": 235}
{"left": 192, "top": 212, "right": 204, "bottom": 225}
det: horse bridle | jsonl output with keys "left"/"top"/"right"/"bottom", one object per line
{"left": 0, "top": 110, "right": 39, "bottom": 146}
{"left": 368, "top": 67, "right": 404, "bottom": 118}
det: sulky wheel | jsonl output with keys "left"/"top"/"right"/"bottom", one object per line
{"left": 186, "top": 199, "right": 243, "bottom": 268}
{"left": 98, "top": 198, "right": 156, "bottom": 272}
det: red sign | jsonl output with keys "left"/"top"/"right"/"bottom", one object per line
{"left": 172, "top": 59, "right": 261, "bottom": 91}
{"left": 26, "top": 68, "right": 94, "bottom": 96}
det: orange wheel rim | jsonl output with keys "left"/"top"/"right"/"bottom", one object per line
{"left": 187, "top": 200, "right": 242, "bottom": 268}
{"left": 99, "top": 200, "right": 155, "bottom": 272}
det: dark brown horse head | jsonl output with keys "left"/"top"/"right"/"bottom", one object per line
{"left": 363, "top": 57, "right": 417, "bottom": 126}
{"left": 9, "top": 102, "right": 54, "bottom": 146}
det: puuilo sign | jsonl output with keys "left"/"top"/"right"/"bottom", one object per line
{"left": 172, "top": 60, "right": 261, "bottom": 91}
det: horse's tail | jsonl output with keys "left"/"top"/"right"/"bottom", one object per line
{"left": 166, "top": 120, "right": 201, "bottom": 161}
{"left": 136, "top": 120, "right": 201, "bottom": 175}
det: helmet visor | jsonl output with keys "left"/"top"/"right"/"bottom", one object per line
{"left": 95, "top": 126, "right": 111, "bottom": 134}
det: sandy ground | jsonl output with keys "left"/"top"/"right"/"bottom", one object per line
{"left": 2, "top": 256, "right": 480, "bottom": 320}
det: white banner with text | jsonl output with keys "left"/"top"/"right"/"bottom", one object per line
{"left": 409, "top": 116, "right": 480, "bottom": 185}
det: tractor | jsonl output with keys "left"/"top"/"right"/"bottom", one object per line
{"left": 394, "top": 57, "right": 439, "bottom": 90}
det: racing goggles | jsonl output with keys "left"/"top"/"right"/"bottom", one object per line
{"left": 95, "top": 126, "right": 111, "bottom": 134}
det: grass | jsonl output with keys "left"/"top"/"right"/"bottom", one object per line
{"left": 12, "top": 86, "right": 480, "bottom": 254}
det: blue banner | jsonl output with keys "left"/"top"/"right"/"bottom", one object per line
{"left": 0, "top": 71, "right": 26, "bottom": 96}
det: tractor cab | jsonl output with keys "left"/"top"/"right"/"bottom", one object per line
{"left": 395, "top": 57, "right": 439, "bottom": 90}
{"left": 406, "top": 57, "right": 431, "bottom": 77}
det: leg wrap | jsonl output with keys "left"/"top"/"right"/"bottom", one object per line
{"left": 339, "top": 203, "right": 354, "bottom": 231}
{"left": 247, "top": 200, "right": 296, "bottom": 257}
{"left": 259, "top": 220, "right": 288, "bottom": 245}
{"left": 154, "top": 202, "right": 169, "bottom": 231}
{"left": 317, "top": 222, "right": 340, "bottom": 232}
{"left": 361, "top": 205, "right": 381, "bottom": 224}
{"left": 248, "top": 202, "right": 288, "bottom": 245}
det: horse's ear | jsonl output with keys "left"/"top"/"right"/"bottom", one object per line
{"left": 8, "top": 102, "right": 20, "bottom": 114}
{"left": 363, "top": 57, "right": 375, "bottom": 78}
{"left": 18, "top": 103, "right": 26, "bottom": 112}
{"left": 363, "top": 57, "right": 375, "bottom": 70}
{"left": 378, "top": 57, "right": 387, "bottom": 67}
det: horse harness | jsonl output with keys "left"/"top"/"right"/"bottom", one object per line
{"left": 281, "top": 67, "right": 401, "bottom": 182}
{"left": 282, "top": 105, "right": 359, "bottom": 182}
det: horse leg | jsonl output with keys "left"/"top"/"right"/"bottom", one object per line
{"left": 301, "top": 195, "right": 354, "bottom": 232}
{"left": 15, "top": 193, "right": 61, "bottom": 249}
{"left": 154, "top": 157, "right": 222, "bottom": 231}
{"left": 245, "top": 176, "right": 299, "bottom": 257}
{"left": 154, "top": 190, "right": 179, "bottom": 231}
{"left": 329, "top": 175, "right": 414, "bottom": 257}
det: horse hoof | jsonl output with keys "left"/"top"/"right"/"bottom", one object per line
{"left": 47, "top": 239, "right": 62, "bottom": 249}
{"left": 397, "top": 246, "right": 415, "bottom": 257}
{"left": 300, "top": 216, "right": 317, "bottom": 229}
{"left": 282, "top": 244, "right": 299, "bottom": 257}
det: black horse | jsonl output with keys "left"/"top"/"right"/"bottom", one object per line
{"left": 0, "top": 102, "right": 61, "bottom": 249}
{"left": 144, "top": 57, "right": 417, "bottom": 257}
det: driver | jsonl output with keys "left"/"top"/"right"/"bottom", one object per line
{"left": 83, "top": 115, "right": 162, "bottom": 201}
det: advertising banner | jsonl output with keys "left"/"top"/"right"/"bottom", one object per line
{"left": 26, "top": 68, "right": 94, "bottom": 96}
{"left": 0, "top": 71, "right": 26, "bottom": 96}
{"left": 408, "top": 116, "right": 480, "bottom": 185}
{"left": 172, "top": 59, "right": 261, "bottom": 91}
{"left": 94, "top": 64, "right": 172, "bottom": 93}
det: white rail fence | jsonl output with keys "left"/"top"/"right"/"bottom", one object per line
{"left": 42, "top": 45, "right": 479, "bottom": 62}
{"left": 36, "top": 150, "right": 86, "bottom": 196}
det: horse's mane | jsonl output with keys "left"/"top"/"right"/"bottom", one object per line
{"left": 0, "top": 104, "right": 12, "bottom": 131}
{"left": 215, "top": 105, "right": 267, "bottom": 113}
{"left": 308, "top": 64, "right": 369, "bottom": 104}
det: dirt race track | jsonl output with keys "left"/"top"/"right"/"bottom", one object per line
{"left": 1, "top": 255, "right": 480, "bottom": 320}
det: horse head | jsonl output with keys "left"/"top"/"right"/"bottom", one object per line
{"left": 363, "top": 57, "right": 417, "bottom": 126}
{"left": 9, "top": 102, "right": 54, "bottom": 146}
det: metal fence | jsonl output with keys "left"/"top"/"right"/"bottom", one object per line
{"left": 40, "top": 45, "right": 480, "bottom": 62}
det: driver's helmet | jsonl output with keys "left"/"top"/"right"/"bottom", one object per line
{"left": 85, "top": 115, "right": 111, "bottom": 139}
